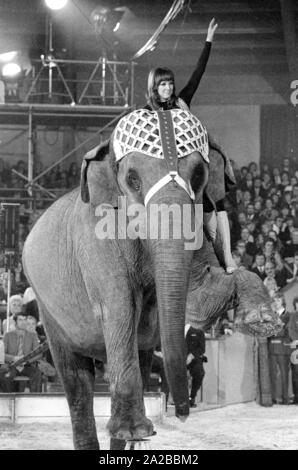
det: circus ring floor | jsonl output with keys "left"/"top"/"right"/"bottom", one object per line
{"left": 0, "top": 401, "right": 297, "bottom": 450}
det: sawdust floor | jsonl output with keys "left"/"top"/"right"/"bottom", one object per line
{"left": 0, "top": 402, "right": 298, "bottom": 450}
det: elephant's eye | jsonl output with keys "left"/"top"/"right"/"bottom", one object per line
{"left": 127, "top": 170, "right": 141, "bottom": 191}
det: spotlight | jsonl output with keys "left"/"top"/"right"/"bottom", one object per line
{"left": 45, "top": 0, "right": 68, "bottom": 10}
{"left": 2, "top": 63, "right": 21, "bottom": 78}
{"left": 113, "top": 22, "right": 120, "bottom": 32}
{"left": 91, "top": 6, "right": 125, "bottom": 34}
{"left": 0, "top": 51, "right": 18, "bottom": 63}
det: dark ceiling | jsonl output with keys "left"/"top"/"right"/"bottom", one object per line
{"left": 0, "top": 0, "right": 297, "bottom": 107}
{"left": 0, "top": 0, "right": 297, "bottom": 65}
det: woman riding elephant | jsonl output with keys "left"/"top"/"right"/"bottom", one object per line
{"left": 144, "top": 18, "right": 237, "bottom": 273}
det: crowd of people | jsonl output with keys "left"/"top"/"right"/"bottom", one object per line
{"left": 0, "top": 158, "right": 81, "bottom": 255}
{"left": 0, "top": 158, "right": 80, "bottom": 193}
{"left": 226, "top": 158, "right": 298, "bottom": 297}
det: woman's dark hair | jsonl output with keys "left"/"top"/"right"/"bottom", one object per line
{"left": 147, "top": 67, "right": 177, "bottom": 110}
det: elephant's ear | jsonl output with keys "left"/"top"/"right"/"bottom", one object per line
{"left": 80, "top": 139, "right": 121, "bottom": 207}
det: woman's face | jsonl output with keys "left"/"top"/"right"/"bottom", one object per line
{"left": 157, "top": 80, "right": 174, "bottom": 102}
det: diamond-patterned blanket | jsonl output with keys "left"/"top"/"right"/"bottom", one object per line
{"left": 113, "top": 108, "right": 209, "bottom": 163}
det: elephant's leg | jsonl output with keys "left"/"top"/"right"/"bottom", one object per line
{"left": 104, "top": 303, "right": 154, "bottom": 441}
{"left": 40, "top": 308, "right": 99, "bottom": 450}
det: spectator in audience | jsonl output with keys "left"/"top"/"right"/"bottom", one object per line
{"left": 242, "top": 190, "right": 252, "bottom": 211}
{"left": 272, "top": 167, "right": 281, "bottom": 186}
{"left": 245, "top": 203, "right": 258, "bottom": 223}
{"left": 284, "top": 217, "right": 297, "bottom": 256}
{"left": 250, "top": 252, "right": 266, "bottom": 280}
{"left": 239, "top": 227, "right": 256, "bottom": 257}
{"left": 273, "top": 251, "right": 292, "bottom": 288}
{"left": 289, "top": 296, "right": 298, "bottom": 405}
{"left": 284, "top": 191, "right": 294, "bottom": 212}
{"left": 26, "top": 314, "right": 38, "bottom": 334}
{"left": 260, "top": 198, "right": 277, "bottom": 222}
{"left": 235, "top": 240, "right": 253, "bottom": 269}
{"left": 254, "top": 198, "right": 263, "bottom": 219}
{"left": 280, "top": 205, "right": 290, "bottom": 222}
{"left": 239, "top": 166, "right": 249, "bottom": 190}
{"left": 261, "top": 163, "right": 270, "bottom": 174}
{"left": 272, "top": 193, "right": 281, "bottom": 210}
{"left": 232, "top": 211, "right": 247, "bottom": 245}
{"left": 282, "top": 158, "right": 291, "bottom": 174}
{"left": 287, "top": 252, "right": 298, "bottom": 283}
{"left": 291, "top": 185, "right": 298, "bottom": 204}
{"left": 247, "top": 220, "right": 258, "bottom": 241}
{"left": 263, "top": 238, "right": 276, "bottom": 262}
{"left": 268, "top": 293, "right": 291, "bottom": 405}
{"left": 263, "top": 260, "right": 279, "bottom": 297}
{"left": 251, "top": 177, "right": 267, "bottom": 200}
{"left": 268, "top": 229, "right": 283, "bottom": 254}
{"left": 235, "top": 188, "right": 243, "bottom": 206}
{"left": 272, "top": 216, "right": 284, "bottom": 236}
{"left": 255, "top": 233, "right": 265, "bottom": 252}
{"left": 243, "top": 173, "right": 254, "bottom": 193}
{"left": 248, "top": 162, "right": 259, "bottom": 178}
{"left": 231, "top": 250, "right": 243, "bottom": 269}
{"left": 260, "top": 221, "right": 271, "bottom": 239}
{"left": 0, "top": 312, "right": 42, "bottom": 393}
{"left": 280, "top": 171, "right": 290, "bottom": 191}
{"left": 292, "top": 201, "right": 298, "bottom": 227}
{"left": 261, "top": 171, "right": 273, "bottom": 193}
{"left": 1, "top": 295, "right": 23, "bottom": 334}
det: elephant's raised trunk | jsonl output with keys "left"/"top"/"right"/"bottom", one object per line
{"left": 147, "top": 188, "right": 196, "bottom": 419}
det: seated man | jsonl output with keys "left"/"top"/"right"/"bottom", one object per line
{"left": 0, "top": 312, "right": 42, "bottom": 393}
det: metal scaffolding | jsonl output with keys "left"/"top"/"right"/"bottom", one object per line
{"left": 0, "top": 56, "right": 136, "bottom": 212}
{"left": 22, "top": 57, "right": 136, "bottom": 108}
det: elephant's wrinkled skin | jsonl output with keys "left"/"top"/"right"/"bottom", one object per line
{"left": 23, "top": 136, "right": 208, "bottom": 449}
{"left": 23, "top": 135, "right": 281, "bottom": 450}
{"left": 184, "top": 236, "right": 282, "bottom": 337}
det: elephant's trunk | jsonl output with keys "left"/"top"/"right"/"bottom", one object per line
{"left": 147, "top": 188, "right": 196, "bottom": 419}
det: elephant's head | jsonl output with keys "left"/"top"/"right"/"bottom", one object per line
{"left": 80, "top": 108, "right": 210, "bottom": 419}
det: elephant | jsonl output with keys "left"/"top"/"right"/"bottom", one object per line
{"left": 22, "top": 108, "right": 280, "bottom": 450}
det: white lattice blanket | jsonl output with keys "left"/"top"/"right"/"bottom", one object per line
{"left": 113, "top": 108, "right": 209, "bottom": 163}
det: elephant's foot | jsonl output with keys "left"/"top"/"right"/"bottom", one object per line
{"left": 74, "top": 439, "right": 100, "bottom": 450}
{"left": 107, "top": 414, "right": 154, "bottom": 441}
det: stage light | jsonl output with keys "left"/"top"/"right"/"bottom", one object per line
{"left": 2, "top": 63, "right": 21, "bottom": 78}
{"left": 91, "top": 7, "right": 125, "bottom": 34}
{"left": 113, "top": 22, "right": 120, "bottom": 32}
{"left": 45, "top": 0, "right": 68, "bottom": 10}
{"left": 0, "top": 51, "right": 18, "bottom": 63}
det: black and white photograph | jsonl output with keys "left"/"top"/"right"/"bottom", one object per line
{"left": 0, "top": 0, "right": 297, "bottom": 453}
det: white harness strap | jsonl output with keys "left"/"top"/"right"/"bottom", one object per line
{"left": 144, "top": 171, "right": 195, "bottom": 207}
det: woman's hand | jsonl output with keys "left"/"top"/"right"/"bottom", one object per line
{"left": 207, "top": 18, "right": 218, "bottom": 42}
